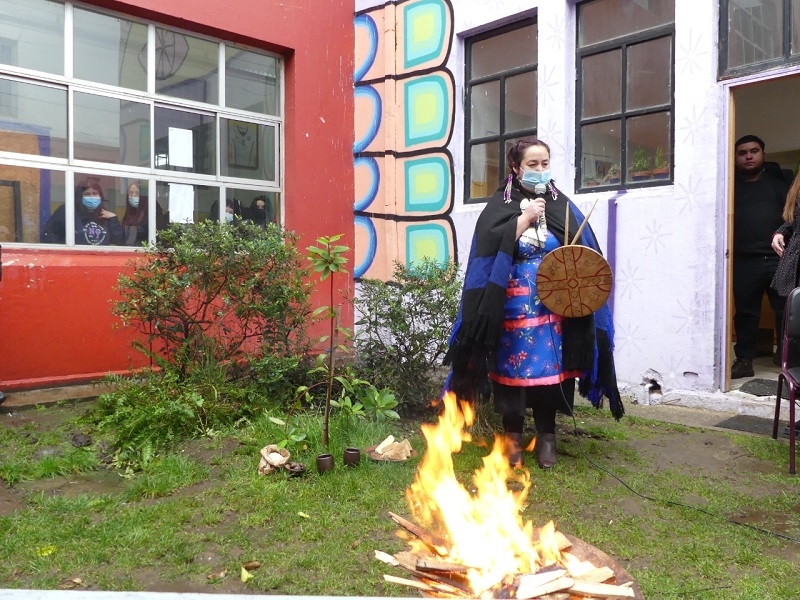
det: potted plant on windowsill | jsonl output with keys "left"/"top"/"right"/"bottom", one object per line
{"left": 652, "top": 146, "right": 670, "bottom": 180}
{"left": 630, "top": 149, "right": 652, "bottom": 182}
{"left": 603, "top": 165, "right": 621, "bottom": 185}
{"left": 583, "top": 175, "right": 600, "bottom": 188}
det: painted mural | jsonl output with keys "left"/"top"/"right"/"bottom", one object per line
{"left": 353, "top": 0, "right": 456, "bottom": 279}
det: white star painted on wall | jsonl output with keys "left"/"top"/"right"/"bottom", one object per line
{"left": 616, "top": 260, "right": 645, "bottom": 300}
{"left": 539, "top": 65, "right": 560, "bottom": 106}
{"left": 679, "top": 104, "right": 711, "bottom": 147}
{"left": 674, "top": 175, "right": 705, "bottom": 215}
{"left": 615, "top": 322, "right": 644, "bottom": 354}
{"left": 542, "top": 11, "right": 565, "bottom": 53}
{"left": 676, "top": 29, "right": 708, "bottom": 76}
{"left": 672, "top": 299, "right": 697, "bottom": 334}
{"left": 640, "top": 220, "right": 670, "bottom": 254}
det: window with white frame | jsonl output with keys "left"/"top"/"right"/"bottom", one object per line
{"left": 576, "top": 0, "right": 674, "bottom": 191}
{"left": 0, "top": 0, "right": 282, "bottom": 247}
{"left": 464, "top": 20, "right": 537, "bottom": 204}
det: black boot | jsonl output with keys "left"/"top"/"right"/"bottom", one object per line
{"left": 505, "top": 432, "right": 524, "bottom": 468}
{"left": 535, "top": 433, "right": 556, "bottom": 469}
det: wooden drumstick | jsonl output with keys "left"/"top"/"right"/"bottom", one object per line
{"left": 564, "top": 202, "right": 570, "bottom": 246}
{"left": 570, "top": 199, "right": 599, "bottom": 246}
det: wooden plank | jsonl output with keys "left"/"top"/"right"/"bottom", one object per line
{"left": 387, "top": 511, "right": 449, "bottom": 556}
{"left": 515, "top": 569, "right": 567, "bottom": 599}
{"left": 569, "top": 580, "right": 636, "bottom": 598}
{"left": 517, "top": 576, "right": 575, "bottom": 599}
{"left": 575, "top": 565, "right": 615, "bottom": 584}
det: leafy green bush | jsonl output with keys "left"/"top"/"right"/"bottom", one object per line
{"left": 353, "top": 258, "right": 461, "bottom": 412}
{"left": 113, "top": 220, "right": 312, "bottom": 381}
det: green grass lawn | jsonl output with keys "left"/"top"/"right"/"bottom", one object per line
{"left": 1, "top": 401, "right": 799, "bottom": 599}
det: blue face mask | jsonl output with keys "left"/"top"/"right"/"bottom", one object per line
{"left": 82, "top": 195, "right": 101, "bottom": 211}
{"left": 520, "top": 169, "right": 551, "bottom": 190}
{"left": 128, "top": 195, "right": 140, "bottom": 208}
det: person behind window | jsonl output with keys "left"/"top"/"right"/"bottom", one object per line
{"left": 247, "top": 195, "right": 274, "bottom": 228}
{"left": 43, "top": 180, "right": 124, "bottom": 246}
{"left": 442, "top": 137, "right": 623, "bottom": 470}
{"left": 121, "top": 182, "right": 168, "bottom": 246}
{"left": 208, "top": 198, "right": 244, "bottom": 223}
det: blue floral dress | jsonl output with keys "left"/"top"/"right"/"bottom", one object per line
{"left": 489, "top": 231, "right": 582, "bottom": 387}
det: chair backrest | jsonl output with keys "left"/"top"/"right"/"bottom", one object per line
{"left": 785, "top": 287, "right": 800, "bottom": 340}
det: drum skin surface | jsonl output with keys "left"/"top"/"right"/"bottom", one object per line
{"left": 536, "top": 245, "right": 613, "bottom": 318}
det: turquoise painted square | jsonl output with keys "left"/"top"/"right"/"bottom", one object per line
{"left": 406, "top": 224, "right": 449, "bottom": 265}
{"left": 404, "top": 156, "right": 449, "bottom": 212}
{"left": 404, "top": 76, "right": 448, "bottom": 146}
{"left": 403, "top": 0, "right": 446, "bottom": 69}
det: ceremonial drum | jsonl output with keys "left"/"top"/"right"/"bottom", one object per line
{"left": 536, "top": 245, "right": 613, "bottom": 318}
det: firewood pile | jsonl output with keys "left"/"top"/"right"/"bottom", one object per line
{"left": 376, "top": 511, "right": 637, "bottom": 600}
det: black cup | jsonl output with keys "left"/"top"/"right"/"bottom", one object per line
{"left": 316, "top": 453, "right": 335, "bottom": 474}
{"left": 343, "top": 447, "right": 361, "bottom": 467}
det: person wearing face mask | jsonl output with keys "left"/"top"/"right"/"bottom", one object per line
{"left": 43, "top": 180, "right": 124, "bottom": 246}
{"left": 443, "top": 137, "right": 623, "bottom": 470}
{"left": 120, "top": 182, "right": 167, "bottom": 246}
{"left": 208, "top": 198, "right": 244, "bottom": 224}
{"left": 247, "top": 195, "right": 274, "bottom": 228}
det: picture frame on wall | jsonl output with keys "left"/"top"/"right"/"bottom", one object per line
{"left": 228, "top": 120, "right": 258, "bottom": 169}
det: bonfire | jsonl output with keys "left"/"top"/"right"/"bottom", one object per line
{"left": 375, "top": 392, "right": 640, "bottom": 599}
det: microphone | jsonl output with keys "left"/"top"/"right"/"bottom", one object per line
{"left": 534, "top": 182, "right": 547, "bottom": 198}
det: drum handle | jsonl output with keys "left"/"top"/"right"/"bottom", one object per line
{"left": 569, "top": 199, "right": 599, "bottom": 246}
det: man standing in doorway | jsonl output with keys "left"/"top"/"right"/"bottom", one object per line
{"left": 731, "top": 134, "right": 791, "bottom": 379}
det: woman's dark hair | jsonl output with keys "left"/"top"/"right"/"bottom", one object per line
{"left": 226, "top": 198, "right": 243, "bottom": 216}
{"left": 122, "top": 181, "right": 148, "bottom": 227}
{"left": 74, "top": 179, "right": 105, "bottom": 213}
{"left": 506, "top": 137, "right": 551, "bottom": 173}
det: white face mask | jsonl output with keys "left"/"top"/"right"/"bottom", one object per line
{"left": 224, "top": 212, "right": 234, "bottom": 223}
{"left": 128, "top": 195, "right": 140, "bottom": 208}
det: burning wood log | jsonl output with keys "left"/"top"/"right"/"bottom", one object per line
{"left": 388, "top": 511, "right": 449, "bottom": 556}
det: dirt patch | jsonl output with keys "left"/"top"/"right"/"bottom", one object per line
{"left": 0, "top": 484, "right": 25, "bottom": 516}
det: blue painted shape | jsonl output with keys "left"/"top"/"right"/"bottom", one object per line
{"left": 406, "top": 223, "right": 449, "bottom": 266}
{"left": 354, "top": 156, "right": 380, "bottom": 211}
{"left": 354, "top": 215, "right": 377, "bottom": 278}
{"left": 353, "top": 85, "right": 382, "bottom": 153}
{"left": 354, "top": 14, "right": 378, "bottom": 83}
{"left": 403, "top": 75, "right": 448, "bottom": 147}
{"left": 403, "top": 0, "right": 446, "bottom": 69}
{"left": 404, "top": 156, "right": 449, "bottom": 212}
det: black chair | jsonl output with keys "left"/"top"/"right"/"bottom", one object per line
{"left": 772, "top": 287, "right": 800, "bottom": 474}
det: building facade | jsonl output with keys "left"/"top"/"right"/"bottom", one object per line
{"left": 353, "top": 0, "right": 800, "bottom": 402}
{"left": 0, "top": 0, "right": 354, "bottom": 389}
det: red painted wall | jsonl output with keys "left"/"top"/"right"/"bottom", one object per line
{"left": 0, "top": 0, "right": 354, "bottom": 390}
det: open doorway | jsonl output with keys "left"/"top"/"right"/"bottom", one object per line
{"left": 726, "top": 74, "right": 800, "bottom": 392}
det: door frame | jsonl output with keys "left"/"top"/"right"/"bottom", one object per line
{"left": 719, "top": 65, "right": 800, "bottom": 391}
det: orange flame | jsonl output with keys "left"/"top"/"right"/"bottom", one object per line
{"left": 405, "top": 392, "right": 562, "bottom": 595}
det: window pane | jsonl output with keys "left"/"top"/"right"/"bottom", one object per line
{"left": 0, "top": 165, "right": 64, "bottom": 243}
{"left": 578, "top": 0, "right": 675, "bottom": 47}
{"left": 471, "top": 24, "right": 536, "bottom": 79}
{"left": 225, "top": 47, "right": 279, "bottom": 115}
{"left": 157, "top": 181, "right": 216, "bottom": 225}
{"left": 469, "top": 141, "right": 500, "bottom": 199}
{"left": 221, "top": 119, "right": 276, "bottom": 181}
{"left": 727, "top": 0, "right": 783, "bottom": 68}
{"left": 581, "top": 50, "right": 621, "bottom": 118}
{"left": 74, "top": 8, "right": 147, "bottom": 91}
{"left": 470, "top": 81, "right": 500, "bottom": 139}
{"left": 117, "top": 179, "right": 167, "bottom": 246}
{"left": 155, "top": 28, "right": 218, "bottom": 104}
{"left": 626, "top": 112, "right": 671, "bottom": 182}
{"left": 627, "top": 37, "right": 671, "bottom": 110}
{"left": 505, "top": 70, "right": 536, "bottom": 133}
{"left": 0, "top": 0, "right": 64, "bottom": 75}
{"left": 42, "top": 174, "right": 124, "bottom": 246}
{"left": 794, "top": 0, "right": 800, "bottom": 54}
{"left": 581, "top": 120, "right": 621, "bottom": 187}
{"left": 154, "top": 107, "right": 216, "bottom": 175}
{"left": 0, "top": 78, "right": 67, "bottom": 158}
{"left": 74, "top": 93, "right": 150, "bottom": 167}
{"left": 228, "top": 188, "right": 280, "bottom": 226}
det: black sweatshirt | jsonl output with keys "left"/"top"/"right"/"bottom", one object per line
{"left": 733, "top": 169, "right": 789, "bottom": 257}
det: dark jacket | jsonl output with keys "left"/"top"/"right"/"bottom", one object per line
{"left": 42, "top": 205, "right": 124, "bottom": 246}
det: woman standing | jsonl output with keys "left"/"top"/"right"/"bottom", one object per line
{"left": 444, "top": 138, "right": 623, "bottom": 469}
{"left": 771, "top": 172, "right": 800, "bottom": 296}
{"left": 121, "top": 182, "right": 167, "bottom": 246}
{"left": 43, "top": 180, "right": 124, "bottom": 246}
